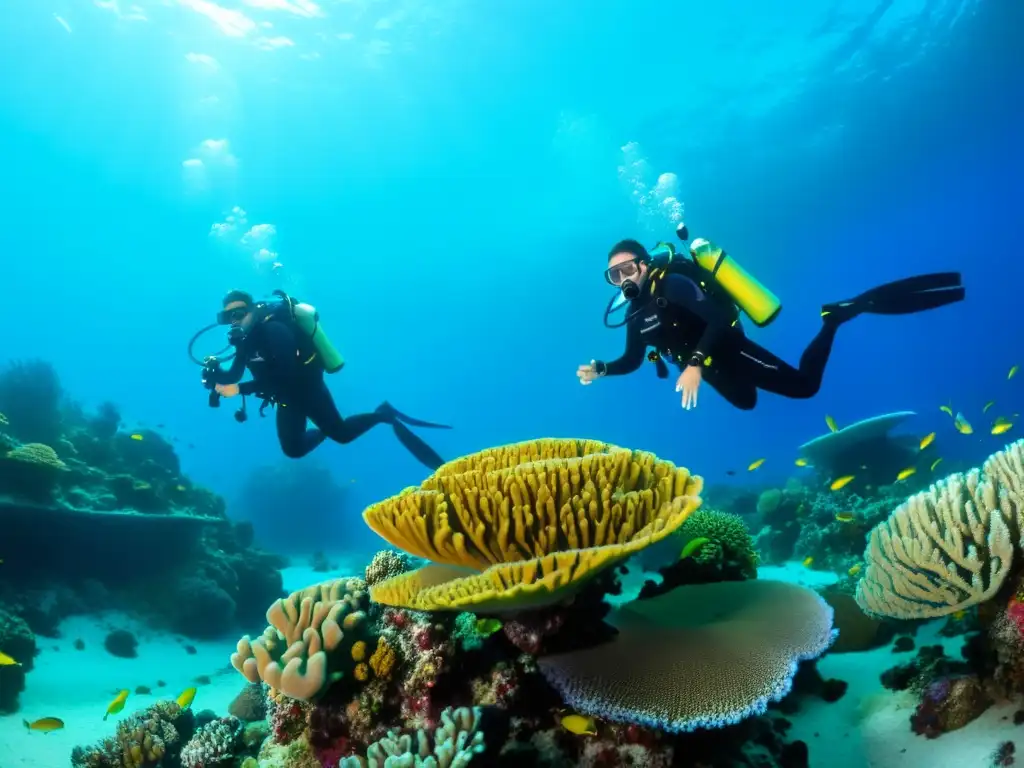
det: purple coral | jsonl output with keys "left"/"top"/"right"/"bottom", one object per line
{"left": 537, "top": 580, "right": 836, "bottom": 732}
{"left": 911, "top": 675, "right": 992, "bottom": 738}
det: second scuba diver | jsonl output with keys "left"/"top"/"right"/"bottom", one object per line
{"left": 577, "top": 225, "right": 965, "bottom": 411}
{"left": 200, "top": 290, "right": 449, "bottom": 470}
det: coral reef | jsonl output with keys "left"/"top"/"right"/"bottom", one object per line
{"left": 218, "top": 438, "right": 815, "bottom": 768}
{"left": 0, "top": 360, "right": 286, "bottom": 643}
{"left": 855, "top": 439, "right": 1024, "bottom": 619}
{"left": 339, "top": 706, "right": 485, "bottom": 767}
{"left": 537, "top": 579, "right": 836, "bottom": 731}
{"left": 180, "top": 717, "right": 244, "bottom": 768}
{"left": 231, "top": 577, "right": 372, "bottom": 701}
{"left": 0, "top": 608, "right": 36, "bottom": 713}
{"left": 364, "top": 438, "right": 703, "bottom": 613}
{"left": 365, "top": 549, "right": 412, "bottom": 587}
{"left": 71, "top": 700, "right": 195, "bottom": 767}
{"left": 911, "top": 675, "right": 992, "bottom": 738}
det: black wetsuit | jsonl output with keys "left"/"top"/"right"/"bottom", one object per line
{"left": 207, "top": 318, "right": 401, "bottom": 458}
{"left": 597, "top": 270, "right": 841, "bottom": 410}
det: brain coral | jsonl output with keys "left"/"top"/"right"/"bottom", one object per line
{"left": 363, "top": 438, "right": 703, "bottom": 613}
{"left": 536, "top": 579, "right": 836, "bottom": 732}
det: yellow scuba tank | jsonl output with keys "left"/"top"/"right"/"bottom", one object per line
{"left": 689, "top": 238, "right": 781, "bottom": 327}
{"left": 270, "top": 292, "right": 345, "bottom": 373}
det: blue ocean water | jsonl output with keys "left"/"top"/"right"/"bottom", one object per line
{"left": 0, "top": 2, "right": 1021, "bottom": 763}
{"left": 1, "top": 0, "right": 1020, "bottom": 521}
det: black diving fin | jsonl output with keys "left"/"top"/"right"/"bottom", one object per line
{"left": 391, "top": 420, "right": 446, "bottom": 470}
{"left": 822, "top": 272, "right": 964, "bottom": 324}
{"left": 376, "top": 401, "right": 452, "bottom": 429}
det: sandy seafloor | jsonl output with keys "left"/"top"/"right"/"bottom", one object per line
{"left": 0, "top": 561, "right": 1018, "bottom": 768}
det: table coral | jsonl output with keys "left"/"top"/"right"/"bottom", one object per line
{"left": 537, "top": 579, "right": 836, "bottom": 732}
{"left": 365, "top": 438, "right": 703, "bottom": 614}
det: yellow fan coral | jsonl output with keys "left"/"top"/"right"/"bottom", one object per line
{"left": 365, "top": 438, "right": 703, "bottom": 613}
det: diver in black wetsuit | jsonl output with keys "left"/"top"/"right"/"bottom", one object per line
{"left": 577, "top": 239, "right": 965, "bottom": 411}
{"left": 203, "top": 290, "right": 449, "bottom": 469}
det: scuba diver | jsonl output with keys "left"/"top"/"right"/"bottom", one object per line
{"left": 195, "top": 290, "right": 450, "bottom": 469}
{"left": 577, "top": 224, "right": 965, "bottom": 411}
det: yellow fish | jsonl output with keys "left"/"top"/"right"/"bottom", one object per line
{"left": 930, "top": 457, "right": 943, "bottom": 472}
{"left": 992, "top": 418, "right": 1014, "bottom": 436}
{"left": 23, "top": 717, "right": 64, "bottom": 732}
{"left": 129, "top": 433, "right": 144, "bottom": 441}
{"left": 794, "top": 458, "right": 810, "bottom": 467}
{"left": 0, "top": 650, "right": 21, "bottom": 666}
{"left": 952, "top": 609, "right": 967, "bottom": 621}
{"left": 830, "top": 475, "right": 855, "bottom": 491}
{"left": 848, "top": 563, "right": 862, "bottom": 577}
{"left": 104, "top": 689, "right": 130, "bottom": 721}
{"left": 1010, "top": 365, "right": 1019, "bottom": 380}
{"left": 177, "top": 687, "right": 197, "bottom": 709}
{"left": 919, "top": 432, "right": 935, "bottom": 450}
{"left": 825, "top": 415, "right": 838, "bottom": 433}
{"left": 939, "top": 404, "right": 954, "bottom": 417}
{"left": 747, "top": 458, "right": 765, "bottom": 471}
{"left": 896, "top": 467, "right": 917, "bottom": 482}
{"left": 983, "top": 401, "right": 995, "bottom": 414}
{"left": 953, "top": 412, "right": 973, "bottom": 435}
{"left": 802, "top": 556, "right": 814, "bottom": 568}
{"left": 834, "top": 512, "right": 855, "bottom": 524}
{"left": 561, "top": 714, "right": 597, "bottom": 736}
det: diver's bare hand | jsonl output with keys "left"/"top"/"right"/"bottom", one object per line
{"left": 215, "top": 383, "right": 240, "bottom": 398}
{"left": 577, "top": 361, "right": 600, "bottom": 386}
{"left": 676, "top": 366, "right": 702, "bottom": 410}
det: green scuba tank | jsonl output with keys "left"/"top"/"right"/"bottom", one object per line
{"left": 271, "top": 292, "right": 345, "bottom": 374}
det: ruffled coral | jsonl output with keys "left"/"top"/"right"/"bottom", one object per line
{"left": 537, "top": 580, "right": 836, "bottom": 732}
{"left": 338, "top": 706, "right": 485, "bottom": 767}
{"left": 231, "top": 577, "right": 373, "bottom": 701}
{"left": 365, "top": 438, "right": 702, "bottom": 613}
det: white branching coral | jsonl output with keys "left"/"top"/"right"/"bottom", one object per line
{"left": 339, "top": 706, "right": 485, "bottom": 768}
{"left": 180, "top": 717, "right": 243, "bottom": 768}
{"left": 856, "top": 440, "right": 1024, "bottom": 619}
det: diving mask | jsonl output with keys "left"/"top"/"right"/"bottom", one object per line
{"left": 605, "top": 257, "right": 646, "bottom": 300}
{"left": 216, "top": 307, "right": 248, "bottom": 326}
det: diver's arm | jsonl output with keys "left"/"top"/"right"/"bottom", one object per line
{"left": 595, "top": 320, "right": 646, "bottom": 377}
{"left": 661, "top": 274, "right": 734, "bottom": 364}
